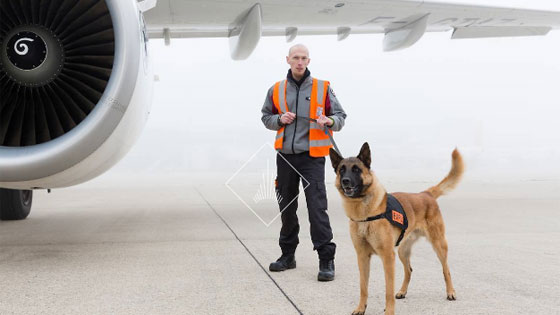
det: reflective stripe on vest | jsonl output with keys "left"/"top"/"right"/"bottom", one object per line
{"left": 310, "top": 139, "right": 332, "bottom": 147}
{"left": 273, "top": 80, "right": 289, "bottom": 114}
{"left": 272, "top": 78, "right": 333, "bottom": 157}
{"left": 309, "top": 78, "right": 332, "bottom": 157}
{"left": 272, "top": 80, "right": 289, "bottom": 150}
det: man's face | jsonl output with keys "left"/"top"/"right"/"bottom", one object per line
{"left": 286, "top": 47, "right": 310, "bottom": 78}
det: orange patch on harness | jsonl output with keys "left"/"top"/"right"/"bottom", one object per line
{"left": 392, "top": 210, "right": 404, "bottom": 225}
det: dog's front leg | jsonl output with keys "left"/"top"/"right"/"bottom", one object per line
{"left": 352, "top": 250, "right": 371, "bottom": 315}
{"left": 379, "top": 248, "right": 396, "bottom": 315}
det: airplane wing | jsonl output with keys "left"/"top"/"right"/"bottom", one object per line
{"left": 143, "top": 0, "right": 560, "bottom": 58}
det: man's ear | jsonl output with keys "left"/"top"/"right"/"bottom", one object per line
{"left": 357, "top": 142, "right": 371, "bottom": 169}
{"left": 329, "top": 148, "right": 343, "bottom": 172}
{"left": 286, "top": 56, "right": 289, "bottom": 64}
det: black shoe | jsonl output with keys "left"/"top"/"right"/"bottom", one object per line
{"left": 269, "top": 254, "right": 296, "bottom": 272}
{"left": 318, "top": 259, "right": 335, "bottom": 281}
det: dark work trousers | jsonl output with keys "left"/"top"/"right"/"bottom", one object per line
{"left": 275, "top": 151, "right": 336, "bottom": 261}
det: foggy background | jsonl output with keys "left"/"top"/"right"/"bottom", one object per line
{"left": 104, "top": 0, "right": 560, "bottom": 189}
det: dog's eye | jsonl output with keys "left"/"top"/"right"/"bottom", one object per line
{"left": 352, "top": 165, "right": 360, "bottom": 173}
{"left": 339, "top": 166, "right": 346, "bottom": 174}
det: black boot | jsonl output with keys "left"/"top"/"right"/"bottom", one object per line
{"left": 318, "top": 259, "right": 335, "bottom": 281}
{"left": 269, "top": 254, "right": 296, "bottom": 272}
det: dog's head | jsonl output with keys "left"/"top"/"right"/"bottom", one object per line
{"left": 330, "top": 142, "right": 374, "bottom": 199}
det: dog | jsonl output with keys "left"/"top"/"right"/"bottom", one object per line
{"left": 329, "top": 143, "right": 464, "bottom": 315}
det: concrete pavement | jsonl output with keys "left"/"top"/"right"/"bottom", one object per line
{"left": 1, "top": 174, "right": 559, "bottom": 314}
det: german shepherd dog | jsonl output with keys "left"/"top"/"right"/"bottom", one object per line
{"left": 329, "top": 143, "right": 464, "bottom": 315}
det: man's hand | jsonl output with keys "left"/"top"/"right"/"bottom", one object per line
{"left": 317, "top": 115, "right": 334, "bottom": 128}
{"left": 280, "top": 112, "right": 296, "bottom": 125}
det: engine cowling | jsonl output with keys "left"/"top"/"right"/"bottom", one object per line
{"left": 0, "top": 0, "right": 153, "bottom": 189}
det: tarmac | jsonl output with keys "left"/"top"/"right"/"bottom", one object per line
{"left": 1, "top": 173, "right": 559, "bottom": 315}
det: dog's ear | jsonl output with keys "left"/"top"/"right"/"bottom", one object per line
{"left": 329, "top": 148, "right": 343, "bottom": 172}
{"left": 357, "top": 142, "right": 371, "bottom": 169}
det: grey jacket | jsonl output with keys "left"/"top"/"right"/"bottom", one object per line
{"left": 261, "top": 73, "right": 347, "bottom": 154}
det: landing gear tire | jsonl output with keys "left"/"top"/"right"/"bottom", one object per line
{"left": 0, "top": 189, "right": 32, "bottom": 220}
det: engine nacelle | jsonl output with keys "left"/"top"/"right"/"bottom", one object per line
{"left": 0, "top": 0, "right": 153, "bottom": 189}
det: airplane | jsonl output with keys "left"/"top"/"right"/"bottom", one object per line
{"left": 1, "top": 0, "right": 559, "bottom": 220}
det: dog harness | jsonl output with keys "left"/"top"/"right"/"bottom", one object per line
{"left": 355, "top": 194, "right": 408, "bottom": 246}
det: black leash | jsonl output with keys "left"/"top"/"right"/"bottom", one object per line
{"left": 296, "top": 116, "right": 342, "bottom": 156}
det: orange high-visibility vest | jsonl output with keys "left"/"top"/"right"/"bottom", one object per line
{"left": 272, "top": 78, "right": 333, "bottom": 157}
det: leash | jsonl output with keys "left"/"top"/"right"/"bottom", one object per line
{"left": 296, "top": 116, "right": 342, "bottom": 157}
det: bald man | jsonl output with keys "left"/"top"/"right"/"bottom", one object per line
{"left": 261, "top": 44, "right": 347, "bottom": 281}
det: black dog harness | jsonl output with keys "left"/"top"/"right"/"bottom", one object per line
{"left": 354, "top": 194, "right": 408, "bottom": 246}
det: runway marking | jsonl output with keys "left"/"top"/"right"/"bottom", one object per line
{"left": 195, "top": 188, "right": 303, "bottom": 315}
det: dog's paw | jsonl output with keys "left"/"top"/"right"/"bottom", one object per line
{"left": 395, "top": 291, "right": 407, "bottom": 299}
{"left": 351, "top": 305, "right": 367, "bottom": 315}
{"left": 446, "top": 291, "right": 457, "bottom": 301}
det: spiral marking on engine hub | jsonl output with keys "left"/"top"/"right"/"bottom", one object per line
{"left": 14, "top": 38, "right": 34, "bottom": 55}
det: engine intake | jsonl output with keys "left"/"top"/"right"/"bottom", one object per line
{"left": 0, "top": 0, "right": 115, "bottom": 147}
{"left": 0, "top": 0, "right": 153, "bottom": 188}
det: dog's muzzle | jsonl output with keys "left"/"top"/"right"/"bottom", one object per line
{"left": 341, "top": 178, "right": 358, "bottom": 197}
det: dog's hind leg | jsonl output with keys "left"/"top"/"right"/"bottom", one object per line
{"left": 427, "top": 222, "right": 456, "bottom": 301}
{"left": 396, "top": 232, "right": 419, "bottom": 299}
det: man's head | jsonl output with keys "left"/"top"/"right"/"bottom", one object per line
{"left": 286, "top": 44, "right": 310, "bottom": 79}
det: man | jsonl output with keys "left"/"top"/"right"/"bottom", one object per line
{"left": 261, "top": 44, "right": 347, "bottom": 281}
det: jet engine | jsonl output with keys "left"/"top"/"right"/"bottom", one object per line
{"left": 0, "top": 0, "right": 153, "bottom": 219}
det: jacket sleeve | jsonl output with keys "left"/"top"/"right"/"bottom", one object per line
{"left": 326, "top": 85, "right": 347, "bottom": 132}
{"left": 261, "top": 86, "right": 283, "bottom": 131}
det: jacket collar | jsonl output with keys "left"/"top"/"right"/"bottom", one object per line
{"left": 287, "top": 68, "right": 311, "bottom": 87}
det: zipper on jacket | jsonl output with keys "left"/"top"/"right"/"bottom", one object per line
{"left": 291, "top": 85, "right": 300, "bottom": 154}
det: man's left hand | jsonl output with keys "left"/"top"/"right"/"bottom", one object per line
{"left": 317, "top": 115, "right": 333, "bottom": 128}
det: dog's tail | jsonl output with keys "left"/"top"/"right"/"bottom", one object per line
{"left": 425, "top": 148, "right": 464, "bottom": 199}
